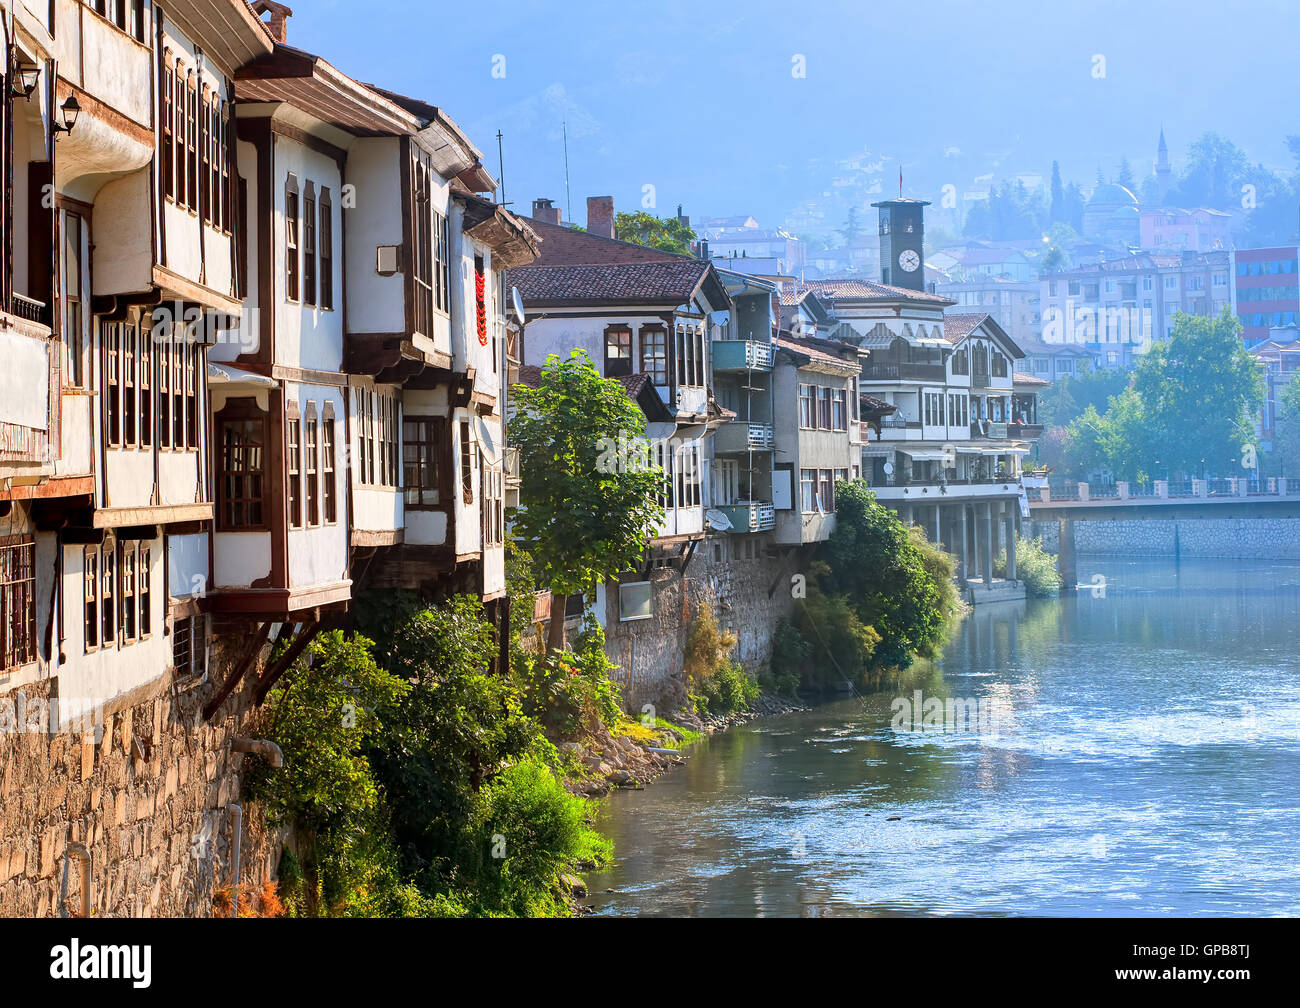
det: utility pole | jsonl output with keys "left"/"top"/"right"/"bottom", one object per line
{"left": 496, "top": 130, "right": 507, "bottom": 207}
{"left": 563, "top": 119, "right": 571, "bottom": 225}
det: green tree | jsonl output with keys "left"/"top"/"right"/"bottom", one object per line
{"left": 509, "top": 350, "right": 666, "bottom": 651}
{"left": 820, "top": 481, "right": 949, "bottom": 670}
{"left": 1129, "top": 310, "right": 1262, "bottom": 475}
{"left": 614, "top": 211, "right": 696, "bottom": 254}
{"left": 1271, "top": 373, "right": 1300, "bottom": 476}
{"left": 1169, "top": 132, "right": 1249, "bottom": 209}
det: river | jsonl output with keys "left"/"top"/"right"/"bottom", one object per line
{"left": 588, "top": 556, "right": 1300, "bottom": 917}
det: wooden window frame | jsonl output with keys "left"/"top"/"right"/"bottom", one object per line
{"left": 64, "top": 212, "right": 85, "bottom": 388}
{"left": 83, "top": 545, "right": 99, "bottom": 653}
{"left": 639, "top": 326, "right": 668, "bottom": 385}
{"left": 185, "top": 71, "right": 198, "bottom": 213}
{"left": 285, "top": 174, "right": 300, "bottom": 302}
{"left": 604, "top": 325, "right": 632, "bottom": 378}
{"left": 459, "top": 420, "right": 474, "bottom": 504}
{"left": 162, "top": 60, "right": 175, "bottom": 202}
{"left": 139, "top": 545, "right": 151, "bottom": 638}
{"left": 319, "top": 187, "right": 333, "bottom": 310}
{"left": 157, "top": 338, "right": 172, "bottom": 450}
{"left": 105, "top": 321, "right": 121, "bottom": 446}
{"left": 287, "top": 405, "right": 302, "bottom": 530}
{"left": 216, "top": 399, "right": 269, "bottom": 531}
{"left": 322, "top": 407, "right": 337, "bottom": 524}
{"left": 303, "top": 182, "right": 317, "bottom": 307}
{"left": 304, "top": 403, "right": 319, "bottom": 527}
{"left": 101, "top": 535, "right": 117, "bottom": 648}
{"left": 0, "top": 537, "right": 37, "bottom": 671}
{"left": 403, "top": 415, "right": 446, "bottom": 509}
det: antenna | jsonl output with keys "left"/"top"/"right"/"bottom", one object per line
{"left": 496, "top": 130, "right": 507, "bottom": 207}
{"left": 899, "top": 169, "right": 903, "bottom": 198}
{"left": 563, "top": 120, "right": 572, "bottom": 225}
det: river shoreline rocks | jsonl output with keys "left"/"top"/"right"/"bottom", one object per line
{"left": 564, "top": 693, "right": 810, "bottom": 799}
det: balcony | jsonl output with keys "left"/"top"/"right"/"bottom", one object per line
{"left": 1006, "top": 422, "right": 1044, "bottom": 439}
{"left": 714, "top": 420, "right": 775, "bottom": 454}
{"left": 712, "top": 339, "right": 774, "bottom": 372}
{"left": 860, "top": 361, "right": 946, "bottom": 383}
{"left": 971, "top": 420, "right": 1009, "bottom": 439}
{"left": 717, "top": 501, "right": 776, "bottom": 533}
{"left": 11, "top": 294, "right": 48, "bottom": 326}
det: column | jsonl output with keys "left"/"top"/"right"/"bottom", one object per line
{"left": 1058, "top": 518, "right": 1077, "bottom": 586}
{"left": 1004, "top": 501, "right": 1017, "bottom": 582}
{"left": 933, "top": 506, "right": 941, "bottom": 544}
{"left": 977, "top": 502, "right": 987, "bottom": 582}
{"left": 959, "top": 504, "right": 970, "bottom": 582}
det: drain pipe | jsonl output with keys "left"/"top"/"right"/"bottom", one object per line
{"left": 65, "top": 843, "right": 92, "bottom": 918}
{"left": 227, "top": 803, "right": 242, "bottom": 919}
{"left": 231, "top": 737, "right": 283, "bottom": 767}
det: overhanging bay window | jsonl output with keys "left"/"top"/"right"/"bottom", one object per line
{"left": 216, "top": 399, "right": 267, "bottom": 530}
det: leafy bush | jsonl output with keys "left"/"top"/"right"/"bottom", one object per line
{"left": 764, "top": 618, "right": 811, "bottom": 696}
{"left": 456, "top": 757, "right": 612, "bottom": 917}
{"left": 514, "top": 617, "right": 623, "bottom": 739}
{"left": 792, "top": 587, "right": 883, "bottom": 692}
{"left": 693, "top": 657, "right": 760, "bottom": 716}
{"left": 997, "top": 535, "right": 1062, "bottom": 597}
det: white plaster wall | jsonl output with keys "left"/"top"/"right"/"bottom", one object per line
{"left": 79, "top": 11, "right": 152, "bottom": 127}
{"left": 343, "top": 138, "right": 406, "bottom": 337}
{"left": 92, "top": 169, "right": 153, "bottom": 296}
{"left": 272, "top": 136, "right": 344, "bottom": 373}
{"left": 167, "top": 532, "right": 209, "bottom": 598}
{"left": 0, "top": 330, "right": 49, "bottom": 429}
{"left": 214, "top": 531, "right": 271, "bottom": 588}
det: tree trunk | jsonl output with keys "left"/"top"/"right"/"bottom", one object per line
{"left": 546, "top": 592, "right": 567, "bottom": 655}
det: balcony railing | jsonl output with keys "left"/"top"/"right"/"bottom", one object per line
{"left": 860, "top": 361, "right": 947, "bottom": 383}
{"left": 712, "top": 339, "right": 774, "bottom": 372}
{"left": 11, "top": 294, "right": 47, "bottom": 325}
{"left": 970, "top": 420, "right": 1009, "bottom": 439}
{"left": 714, "top": 420, "right": 775, "bottom": 454}
{"left": 1006, "top": 422, "right": 1044, "bottom": 438}
{"left": 717, "top": 501, "right": 776, "bottom": 533}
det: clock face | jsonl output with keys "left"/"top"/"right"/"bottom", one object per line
{"left": 898, "top": 249, "right": 921, "bottom": 273}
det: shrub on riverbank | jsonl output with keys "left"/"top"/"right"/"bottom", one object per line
{"left": 254, "top": 593, "right": 615, "bottom": 918}
{"left": 685, "top": 603, "right": 760, "bottom": 715}
{"left": 997, "top": 535, "right": 1062, "bottom": 597}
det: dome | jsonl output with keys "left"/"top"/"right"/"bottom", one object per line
{"left": 1087, "top": 183, "right": 1139, "bottom": 208}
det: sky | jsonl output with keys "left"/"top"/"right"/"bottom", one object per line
{"left": 288, "top": 0, "right": 1300, "bottom": 239}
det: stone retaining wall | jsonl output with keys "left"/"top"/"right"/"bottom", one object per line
{"left": 1028, "top": 517, "right": 1300, "bottom": 558}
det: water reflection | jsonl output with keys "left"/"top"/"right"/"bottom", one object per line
{"left": 588, "top": 557, "right": 1300, "bottom": 917}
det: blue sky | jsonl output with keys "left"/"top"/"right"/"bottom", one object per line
{"left": 289, "top": 0, "right": 1300, "bottom": 237}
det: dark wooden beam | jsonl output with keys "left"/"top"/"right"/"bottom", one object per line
{"left": 202, "top": 622, "right": 269, "bottom": 721}
{"left": 251, "top": 620, "right": 324, "bottom": 706}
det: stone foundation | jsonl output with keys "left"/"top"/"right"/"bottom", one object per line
{"left": 0, "top": 636, "right": 284, "bottom": 918}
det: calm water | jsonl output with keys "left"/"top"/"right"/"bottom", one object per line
{"left": 589, "top": 557, "right": 1300, "bottom": 917}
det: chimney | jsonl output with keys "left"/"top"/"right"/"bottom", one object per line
{"left": 253, "top": 1, "right": 293, "bottom": 44}
{"left": 531, "top": 197, "right": 562, "bottom": 227}
{"left": 587, "top": 196, "right": 615, "bottom": 239}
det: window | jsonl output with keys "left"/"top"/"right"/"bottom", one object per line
{"left": 832, "top": 388, "right": 848, "bottom": 431}
{"left": 200, "top": 86, "right": 211, "bottom": 224}
{"left": 604, "top": 326, "right": 632, "bottom": 377}
{"left": 674, "top": 443, "right": 700, "bottom": 509}
{"left": 105, "top": 322, "right": 121, "bottom": 445}
{"left": 618, "top": 582, "right": 653, "bottom": 622}
{"left": 186, "top": 72, "right": 198, "bottom": 210}
{"left": 157, "top": 340, "right": 171, "bottom": 449}
{"left": 322, "top": 409, "right": 337, "bottom": 523}
{"left": 123, "top": 322, "right": 137, "bottom": 446}
{"left": 819, "top": 387, "right": 833, "bottom": 429}
{"left": 140, "top": 325, "right": 152, "bottom": 447}
{"left": 83, "top": 546, "right": 99, "bottom": 651}
{"left": 217, "top": 402, "right": 267, "bottom": 529}
{"left": 285, "top": 174, "right": 300, "bottom": 302}
{"left": 101, "top": 537, "right": 117, "bottom": 647}
{"left": 1, "top": 538, "right": 37, "bottom": 671}
{"left": 992, "top": 352, "right": 1008, "bottom": 378}
{"left": 319, "top": 188, "right": 333, "bottom": 310}
{"left": 800, "top": 469, "right": 816, "bottom": 513}
{"left": 287, "top": 410, "right": 302, "bottom": 529}
{"left": 639, "top": 326, "right": 668, "bottom": 384}
{"left": 460, "top": 421, "right": 475, "bottom": 503}
{"left": 139, "top": 545, "right": 151, "bottom": 637}
{"left": 173, "top": 614, "right": 207, "bottom": 681}
{"left": 952, "top": 348, "right": 968, "bottom": 375}
{"left": 676, "top": 327, "right": 687, "bottom": 385}
{"left": 819, "top": 470, "right": 835, "bottom": 512}
{"left": 483, "top": 467, "right": 504, "bottom": 547}
{"left": 64, "top": 213, "right": 84, "bottom": 387}
{"left": 798, "top": 383, "right": 816, "bottom": 428}
{"left": 218, "top": 100, "right": 230, "bottom": 232}
{"left": 162, "top": 62, "right": 175, "bottom": 201}
{"left": 120, "top": 541, "right": 136, "bottom": 643}
{"left": 304, "top": 404, "right": 319, "bottom": 527}
{"left": 410, "top": 151, "right": 452, "bottom": 334}
{"left": 303, "top": 183, "right": 317, "bottom": 307}
{"left": 403, "top": 416, "right": 444, "bottom": 507}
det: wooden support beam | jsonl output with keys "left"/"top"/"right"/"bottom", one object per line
{"left": 251, "top": 621, "right": 324, "bottom": 706}
{"left": 202, "top": 622, "right": 269, "bottom": 721}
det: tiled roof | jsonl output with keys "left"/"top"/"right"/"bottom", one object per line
{"left": 798, "top": 278, "right": 953, "bottom": 305}
{"left": 1012, "top": 372, "right": 1051, "bottom": 386}
{"left": 942, "top": 312, "right": 990, "bottom": 344}
{"left": 508, "top": 260, "right": 710, "bottom": 305}
{"left": 861, "top": 393, "right": 896, "bottom": 413}
{"left": 526, "top": 218, "right": 683, "bottom": 267}
{"left": 775, "top": 336, "right": 859, "bottom": 372}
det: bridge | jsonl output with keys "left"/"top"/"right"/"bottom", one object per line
{"left": 1025, "top": 477, "right": 1300, "bottom": 578}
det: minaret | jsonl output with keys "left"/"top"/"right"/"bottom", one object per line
{"left": 1155, "top": 126, "right": 1172, "bottom": 205}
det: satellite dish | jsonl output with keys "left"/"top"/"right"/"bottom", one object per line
{"left": 705, "top": 509, "right": 733, "bottom": 532}
{"left": 510, "top": 286, "right": 526, "bottom": 327}
{"left": 474, "top": 415, "right": 499, "bottom": 462}
{"left": 882, "top": 461, "right": 894, "bottom": 476}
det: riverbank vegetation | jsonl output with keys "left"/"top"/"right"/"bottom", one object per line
{"left": 768, "top": 480, "right": 965, "bottom": 694}
{"left": 996, "top": 536, "right": 1063, "bottom": 597}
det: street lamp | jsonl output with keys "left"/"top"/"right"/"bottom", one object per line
{"left": 13, "top": 64, "right": 40, "bottom": 99}
{"left": 52, "top": 94, "right": 79, "bottom": 135}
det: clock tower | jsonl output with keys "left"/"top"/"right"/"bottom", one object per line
{"left": 871, "top": 196, "right": 929, "bottom": 291}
